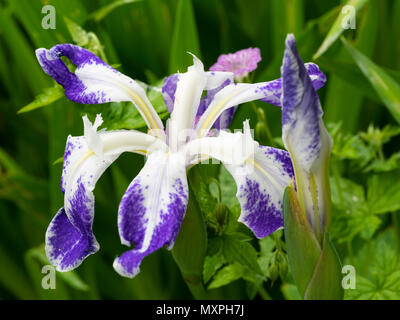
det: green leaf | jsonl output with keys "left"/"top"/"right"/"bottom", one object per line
{"left": 330, "top": 175, "right": 381, "bottom": 242}
{"left": 281, "top": 283, "right": 302, "bottom": 300}
{"left": 25, "top": 244, "right": 89, "bottom": 292}
{"left": 342, "top": 37, "right": 400, "bottom": 124}
{"left": 169, "top": 0, "right": 201, "bottom": 73}
{"left": 18, "top": 84, "right": 64, "bottom": 114}
{"left": 172, "top": 187, "right": 207, "bottom": 279}
{"left": 64, "top": 17, "right": 89, "bottom": 46}
{"left": 345, "top": 229, "right": 400, "bottom": 300}
{"left": 222, "top": 234, "right": 262, "bottom": 275}
{"left": 304, "top": 232, "right": 344, "bottom": 300}
{"left": 218, "top": 166, "right": 240, "bottom": 210}
{"left": 367, "top": 170, "right": 400, "bottom": 214}
{"left": 89, "top": 0, "right": 144, "bottom": 22}
{"left": 187, "top": 165, "right": 218, "bottom": 227}
{"left": 282, "top": 186, "right": 322, "bottom": 298}
{"left": 313, "top": 0, "right": 368, "bottom": 59}
{"left": 207, "top": 263, "right": 244, "bottom": 290}
{"left": 328, "top": 122, "right": 374, "bottom": 164}
{"left": 203, "top": 237, "right": 226, "bottom": 283}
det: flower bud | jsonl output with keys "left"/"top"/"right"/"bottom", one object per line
{"left": 268, "top": 262, "right": 279, "bottom": 285}
{"left": 214, "top": 202, "right": 227, "bottom": 229}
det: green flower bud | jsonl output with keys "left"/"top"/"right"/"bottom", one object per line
{"left": 214, "top": 202, "right": 227, "bottom": 229}
{"left": 268, "top": 261, "right": 279, "bottom": 285}
{"left": 278, "top": 255, "right": 288, "bottom": 281}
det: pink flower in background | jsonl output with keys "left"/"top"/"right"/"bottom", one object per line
{"left": 210, "top": 47, "right": 261, "bottom": 82}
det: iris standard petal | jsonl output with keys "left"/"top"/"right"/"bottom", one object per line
{"left": 114, "top": 150, "right": 189, "bottom": 278}
{"left": 281, "top": 34, "right": 332, "bottom": 235}
{"left": 259, "top": 63, "right": 327, "bottom": 106}
{"left": 161, "top": 74, "right": 179, "bottom": 114}
{"left": 195, "top": 63, "right": 327, "bottom": 137}
{"left": 35, "top": 44, "right": 165, "bottom": 138}
{"left": 196, "top": 78, "right": 235, "bottom": 130}
{"left": 195, "top": 82, "right": 267, "bottom": 137}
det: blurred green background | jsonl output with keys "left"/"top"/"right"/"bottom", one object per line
{"left": 1, "top": 0, "right": 400, "bottom": 300}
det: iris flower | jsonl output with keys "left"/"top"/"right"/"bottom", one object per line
{"left": 281, "top": 34, "right": 332, "bottom": 242}
{"left": 36, "top": 44, "right": 326, "bottom": 277}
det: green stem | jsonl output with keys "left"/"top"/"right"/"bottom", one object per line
{"left": 183, "top": 275, "right": 208, "bottom": 300}
{"left": 347, "top": 240, "right": 354, "bottom": 266}
{"left": 258, "top": 286, "right": 272, "bottom": 300}
{"left": 172, "top": 169, "right": 208, "bottom": 300}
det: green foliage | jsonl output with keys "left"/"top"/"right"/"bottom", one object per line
{"left": 0, "top": 0, "right": 399, "bottom": 300}
{"left": 345, "top": 229, "right": 400, "bottom": 299}
{"left": 342, "top": 37, "right": 400, "bottom": 124}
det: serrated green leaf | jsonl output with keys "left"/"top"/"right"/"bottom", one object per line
{"left": 345, "top": 229, "right": 400, "bottom": 300}
{"left": 203, "top": 246, "right": 225, "bottom": 283}
{"left": 342, "top": 37, "right": 400, "bottom": 124}
{"left": 313, "top": 0, "right": 368, "bottom": 59}
{"left": 330, "top": 175, "right": 381, "bottom": 242}
{"left": 207, "top": 263, "right": 244, "bottom": 290}
{"left": 222, "top": 234, "right": 262, "bottom": 275}
{"left": 367, "top": 170, "right": 400, "bottom": 214}
{"left": 18, "top": 84, "right": 64, "bottom": 114}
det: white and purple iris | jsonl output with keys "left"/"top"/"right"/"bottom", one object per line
{"left": 35, "top": 41, "right": 326, "bottom": 278}
{"left": 281, "top": 34, "right": 332, "bottom": 241}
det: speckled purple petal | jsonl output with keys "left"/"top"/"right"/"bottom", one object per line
{"left": 224, "top": 146, "right": 294, "bottom": 238}
{"left": 36, "top": 44, "right": 115, "bottom": 104}
{"left": 36, "top": 44, "right": 164, "bottom": 132}
{"left": 46, "top": 130, "right": 120, "bottom": 271}
{"left": 45, "top": 207, "right": 99, "bottom": 271}
{"left": 114, "top": 150, "right": 188, "bottom": 278}
{"left": 258, "top": 63, "right": 326, "bottom": 107}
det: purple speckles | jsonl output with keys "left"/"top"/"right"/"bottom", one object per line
{"left": 113, "top": 151, "right": 189, "bottom": 278}
{"left": 114, "top": 175, "right": 188, "bottom": 277}
{"left": 36, "top": 44, "right": 123, "bottom": 105}
{"left": 263, "top": 146, "right": 294, "bottom": 178}
{"left": 162, "top": 74, "right": 179, "bottom": 114}
{"left": 118, "top": 178, "right": 148, "bottom": 248}
{"left": 240, "top": 178, "right": 283, "bottom": 239}
{"left": 46, "top": 205, "right": 98, "bottom": 271}
{"left": 259, "top": 63, "right": 326, "bottom": 108}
